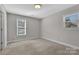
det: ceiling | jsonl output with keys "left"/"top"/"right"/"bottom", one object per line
{"left": 4, "top": 4, "right": 77, "bottom": 19}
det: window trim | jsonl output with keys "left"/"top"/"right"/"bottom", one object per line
{"left": 17, "top": 18, "right": 26, "bottom": 36}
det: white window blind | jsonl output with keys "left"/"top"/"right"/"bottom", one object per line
{"left": 17, "top": 19, "right": 26, "bottom": 36}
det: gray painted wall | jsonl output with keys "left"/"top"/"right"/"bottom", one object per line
{"left": 7, "top": 13, "right": 41, "bottom": 43}
{"left": 41, "top": 5, "right": 79, "bottom": 47}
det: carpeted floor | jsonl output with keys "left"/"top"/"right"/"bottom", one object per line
{"left": 0, "top": 39, "right": 79, "bottom": 55}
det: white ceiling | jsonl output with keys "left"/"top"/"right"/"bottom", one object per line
{"left": 4, "top": 4, "right": 77, "bottom": 19}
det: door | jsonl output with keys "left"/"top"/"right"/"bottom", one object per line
{"left": 0, "top": 11, "right": 2, "bottom": 50}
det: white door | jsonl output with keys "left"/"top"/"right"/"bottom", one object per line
{"left": 0, "top": 12, "right": 2, "bottom": 50}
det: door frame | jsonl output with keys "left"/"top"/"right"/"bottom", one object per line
{"left": 0, "top": 11, "right": 3, "bottom": 50}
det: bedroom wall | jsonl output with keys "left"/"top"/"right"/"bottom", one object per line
{"left": 41, "top": 5, "right": 79, "bottom": 48}
{"left": 7, "top": 13, "right": 41, "bottom": 43}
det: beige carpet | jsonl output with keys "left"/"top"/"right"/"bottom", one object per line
{"left": 0, "top": 39, "right": 79, "bottom": 55}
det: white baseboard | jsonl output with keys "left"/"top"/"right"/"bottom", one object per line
{"left": 42, "top": 37, "right": 79, "bottom": 49}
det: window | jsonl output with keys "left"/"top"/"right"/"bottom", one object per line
{"left": 17, "top": 18, "right": 26, "bottom": 36}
